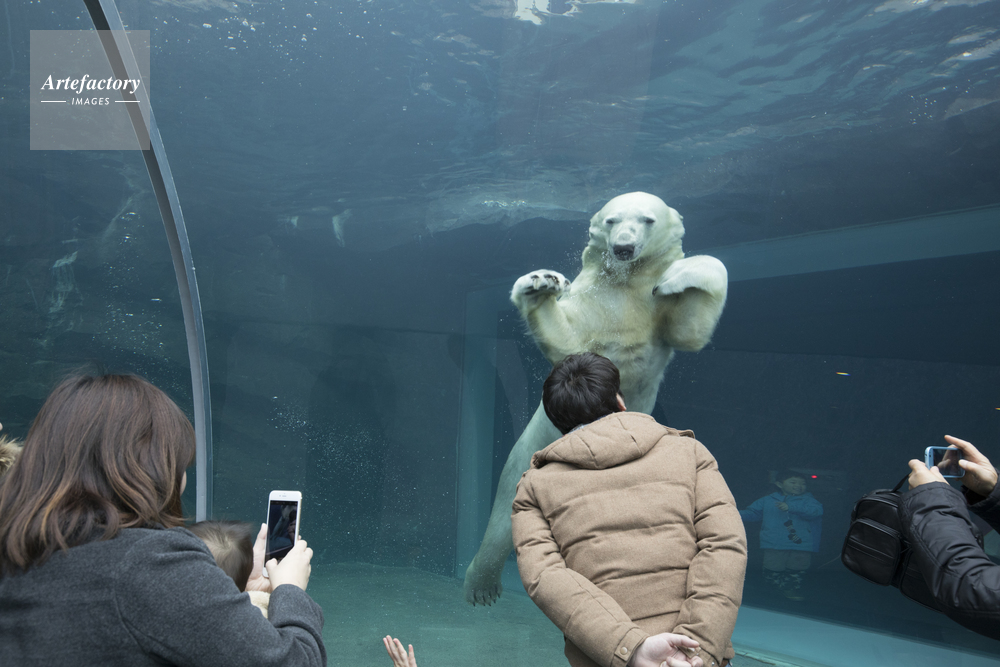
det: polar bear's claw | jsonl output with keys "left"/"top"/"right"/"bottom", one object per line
{"left": 512, "top": 270, "right": 570, "bottom": 305}
{"left": 464, "top": 560, "right": 503, "bottom": 606}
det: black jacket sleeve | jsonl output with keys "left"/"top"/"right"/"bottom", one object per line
{"left": 900, "top": 482, "right": 1000, "bottom": 640}
{"left": 967, "top": 482, "right": 1000, "bottom": 534}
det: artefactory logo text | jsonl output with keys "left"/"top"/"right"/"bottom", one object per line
{"left": 30, "top": 30, "right": 150, "bottom": 150}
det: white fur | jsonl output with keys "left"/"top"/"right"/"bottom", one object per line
{"left": 463, "top": 192, "right": 728, "bottom": 606}
{"left": 511, "top": 191, "right": 726, "bottom": 411}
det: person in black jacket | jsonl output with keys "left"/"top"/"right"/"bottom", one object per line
{"left": 0, "top": 374, "right": 326, "bottom": 667}
{"left": 902, "top": 434, "right": 1000, "bottom": 640}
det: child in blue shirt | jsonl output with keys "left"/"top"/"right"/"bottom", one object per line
{"left": 740, "top": 470, "right": 823, "bottom": 600}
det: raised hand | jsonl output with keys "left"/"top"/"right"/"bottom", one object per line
{"left": 908, "top": 459, "right": 947, "bottom": 490}
{"left": 382, "top": 636, "right": 417, "bottom": 667}
{"left": 946, "top": 435, "right": 999, "bottom": 497}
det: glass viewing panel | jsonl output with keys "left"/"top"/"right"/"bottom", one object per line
{"left": 7, "top": 0, "right": 1000, "bottom": 665}
{"left": 1, "top": 2, "right": 196, "bottom": 509}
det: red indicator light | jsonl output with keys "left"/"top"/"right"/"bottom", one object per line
{"left": 811, "top": 475, "right": 818, "bottom": 479}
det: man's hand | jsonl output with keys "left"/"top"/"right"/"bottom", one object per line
{"left": 908, "top": 459, "right": 946, "bottom": 489}
{"left": 244, "top": 523, "right": 272, "bottom": 593}
{"left": 946, "top": 435, "right": 999, "bottom": 497}
{"left": 628, "top": 633, "right": 703, "bottom": 667}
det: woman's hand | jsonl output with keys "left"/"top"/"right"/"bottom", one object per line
{"left": 946, "top": 435, "right": 999, "bottom": 497}
{"left": 908, "top": 459, "right": 946, "bottom": 489}
{"left": 244, "top": 523, "right": 272, "bottom": 594}
{"left": 267, "top": 538, "right": 313, "bottom": 591}
{"left": 383, "top": 636, "right": 417, "bottom": 667}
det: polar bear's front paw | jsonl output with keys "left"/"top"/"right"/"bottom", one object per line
{"left": 511, "top": 270, "right": 570, "bottom": 308}
{"left": 652, "top": 255, "right": 727, "bottom": 298}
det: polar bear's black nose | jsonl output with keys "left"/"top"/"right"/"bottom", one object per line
{"left": 613, "top": 244, "right": 636, "bottom": 261}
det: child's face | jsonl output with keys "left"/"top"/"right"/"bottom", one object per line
{"left": 776, "top": 476, "right": 806, "bottom": 496}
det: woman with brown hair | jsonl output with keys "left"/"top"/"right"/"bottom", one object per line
{"left": 0, "top": 374, "right": 326, "bottom": 667}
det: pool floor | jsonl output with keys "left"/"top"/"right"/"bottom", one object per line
{"left": 305, "top": 562, "right": 793, "bottom": 667}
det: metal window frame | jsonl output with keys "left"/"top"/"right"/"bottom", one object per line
{"left": 82, "top": 0, "right": 213, "bottom": 520}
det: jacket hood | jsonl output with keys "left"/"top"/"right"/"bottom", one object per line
{"left": 532, "top": 412, "right": 686, "bottom": 470}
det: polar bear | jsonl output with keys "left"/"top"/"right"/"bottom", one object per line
{"left": 463, "top": 191, "right": 728, "bottom": 605}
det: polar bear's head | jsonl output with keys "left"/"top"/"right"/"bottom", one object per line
{"left": 587, "top": 192, "right": 685, "bottom": 265}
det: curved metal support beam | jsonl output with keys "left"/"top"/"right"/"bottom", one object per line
{"left": 83, "top": 0, "right": 213, "bottom": 520}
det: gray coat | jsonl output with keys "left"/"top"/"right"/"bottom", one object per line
{"left": 0, "top": 526, "right": 326, "bottom": 667}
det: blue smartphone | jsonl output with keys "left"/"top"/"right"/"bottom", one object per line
{"left": 924, "top": 446, "right": 964, "bottom": 478}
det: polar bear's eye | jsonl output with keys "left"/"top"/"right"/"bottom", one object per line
{"left": 604, "top": 217, "right": 619, "bottom": 225}
{"left": 642, "top": 216, "right": 655, "bottom": 225}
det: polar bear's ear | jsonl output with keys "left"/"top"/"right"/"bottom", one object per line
{"left": 640, "top": 206, "right": 686, "bottom": 260}
{"left": 662, "top": 205, "right": 684, "bottom": 234}
{"left": 587, "top": 206, "right": 611, "bottom": 244}
{"left": 586, "top": 226, "right": 607, "bottom": 250}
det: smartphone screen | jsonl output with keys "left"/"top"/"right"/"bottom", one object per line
{"left": 265, "top": 498, "right": 300, "bottom": 562}
{"left": 926, "top": 446, "right": 964, "bottom": 478}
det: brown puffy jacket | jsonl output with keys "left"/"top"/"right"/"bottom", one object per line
{"left": 512, "top": 412, "right": 746, "bottom": 667}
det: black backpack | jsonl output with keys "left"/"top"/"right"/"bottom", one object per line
{"left": 841, "top": 475, "right": 943, "bottom": 611}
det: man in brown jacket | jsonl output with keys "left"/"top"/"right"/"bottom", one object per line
{"left": 512, "top": 353, "right": 746, "bottom": 667}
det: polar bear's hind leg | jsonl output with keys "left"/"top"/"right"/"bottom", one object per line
{"left": 463, "top": 402, "right": 561, "bottom": 605}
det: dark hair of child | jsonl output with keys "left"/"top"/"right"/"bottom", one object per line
{"left": 775, "top": 470, "right": 806, "bottom": 484}
{"left": 188, "top": 520, "right": 256, "bottom": 591}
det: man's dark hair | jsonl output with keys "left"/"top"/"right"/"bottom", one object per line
{"left": 543, "top": 353, "right": 622, "bottom": 434}
{"left": 188, "top": 520, "right": 255, "bottom": 591}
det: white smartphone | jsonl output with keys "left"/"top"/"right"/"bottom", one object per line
{"left": 264, "top": 490, "right": 302, "bottom": 575}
